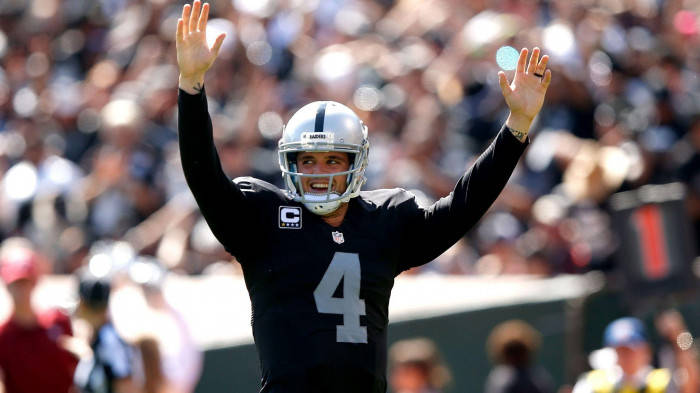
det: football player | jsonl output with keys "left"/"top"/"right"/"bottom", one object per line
{"left": 176, "top": 1, "right": 551, "bottom": 392}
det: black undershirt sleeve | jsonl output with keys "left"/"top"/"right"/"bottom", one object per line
{"left": 178, "top": 88, "right": 256, "bottom": 259}
{"left": 396, "top": 125, "right": 529, "bottom": 272}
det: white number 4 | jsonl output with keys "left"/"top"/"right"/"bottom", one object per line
{"left": 313, "top": 252, "right": 367, "bottom": 343}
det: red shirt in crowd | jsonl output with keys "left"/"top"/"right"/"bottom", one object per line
{"left": 0, "top": 309, "right": 78, "bottom": 393}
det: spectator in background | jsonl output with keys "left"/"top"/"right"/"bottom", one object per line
{"left": 128, "top": 256, "right": 203, "bottom": 393}
{"left": 0, "top": 237, "right": 78, "bottom": 393}
{"left": 484, "top": 319, "right": 555, "bottom": 393}
{"left": 572, "top": 314, "right": 699, "bottom": 393}
{"left": 73, "top": 269, "right": 140, "bottom": 393}
{"left": 389, "top": 338, "right": 452, "bottom": 393}
{"left": 83, "top": 98, "right": 166, "bottom": 241}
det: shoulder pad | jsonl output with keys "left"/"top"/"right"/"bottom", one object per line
{"left": 359, "top": 188, "right": 417, "bottom": 210}
{"left": 234, "top": 177, "right": 288, "bottom": 198}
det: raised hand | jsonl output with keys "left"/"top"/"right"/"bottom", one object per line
{"left": 498, "top": 47, "right": 551, "bottom": 141}
{"left": 176, "top": 0, "right": 226, "bottom": 94}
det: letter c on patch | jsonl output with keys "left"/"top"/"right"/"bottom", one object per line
{"left": 281, "top": 207, "right": 300, "bottom": 223}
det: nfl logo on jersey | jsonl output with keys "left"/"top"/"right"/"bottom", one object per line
{"left": 332, "top": 231, "right": 344, "bottom": 244}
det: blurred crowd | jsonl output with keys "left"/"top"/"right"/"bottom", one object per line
{"left": 0, "top": 240, "right": 202, "bottom": 393}
{"left": 388, "top": 315, "right": 699, "bottom": 393}
{"left": 1, "top": 0, "right": 700, "bottom": 279}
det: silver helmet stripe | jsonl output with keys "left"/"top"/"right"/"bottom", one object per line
{"left": 314, "top": 102, "right": 327, "bottom": 132}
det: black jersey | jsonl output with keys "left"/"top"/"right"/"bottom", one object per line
{"left": 178, "top": 89, "right": 529, "bottom": 393}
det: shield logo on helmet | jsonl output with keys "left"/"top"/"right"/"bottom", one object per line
{"left": 332, "top": 231, "right": 345, "bottom": 244}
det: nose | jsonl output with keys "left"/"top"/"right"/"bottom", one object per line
{"left": 308, "top": 163, "right": 333, "bottom": 175}
{"left": 309, "top": 163, "right": 321, "bottom": 174}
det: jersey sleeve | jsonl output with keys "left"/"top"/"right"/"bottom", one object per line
{"left": 395, "top": 125, "right": 528, "bottom": 272}
{"left": 178, "top": 88, "right": 262, "bottom": 259}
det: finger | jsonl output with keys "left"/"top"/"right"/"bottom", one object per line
{"left": 198, "top": 2, "right": 210, "bottom": 32}
{"left": 542, "top": 69, "right": 552, "bottom": 89}
{"left": 537, "top": 54, "right": 549, "bottom": 73}
{"left": 189, "top": 0, "right": 201, "bottom": 34}
{"left": 176, "top": 18, "right": 184, "bottom": 42}
{"left": 498, "top": 71, "right": 511, "bottom": 99}
{"left": 517, "top": 48, "right": 528, "bottom": 73}
{"left": 182, "top": 3, "right": 191, "bottom": 36}
{"left": 212, "top": 33, "right": 226, "bottom": 57}
{"left": 528, "top": 47, "right": 540, "bottom": 74}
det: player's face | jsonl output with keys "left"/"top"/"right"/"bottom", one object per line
{"left": 296, "top": 152, "right": 350, "bottom": 195}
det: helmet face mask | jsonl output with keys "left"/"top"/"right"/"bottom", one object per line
{"left": 278, "top": 101, "right": 369, "bottom": 215}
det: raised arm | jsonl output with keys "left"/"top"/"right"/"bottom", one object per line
{"left": 176, "top": 0, "right": 225, "bottom": 94}
{"left": 176, "top": 1, "right": 258, "bottom": 257}
{"left": 397, "top": 48, "right": 551, "bottom": 271}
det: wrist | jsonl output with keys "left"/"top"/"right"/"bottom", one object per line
{"left": 179, "top": 74, "right": 205, "bottom": 95}
{"left": 505, "top": 113, "right": 533, "bottom": 135}
{"left": 505, "top": 113, "right": 532, "bottom": 143}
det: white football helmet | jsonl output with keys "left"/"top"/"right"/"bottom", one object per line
{"left": 278, "top": 101, "right": 369, "bottom": 215}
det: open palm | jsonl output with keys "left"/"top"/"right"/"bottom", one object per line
{"left": 498, "top": 48, "right": 551, "bottom": 126}
{"left": 176, "top": 1, "right": 226, "bottom": 91}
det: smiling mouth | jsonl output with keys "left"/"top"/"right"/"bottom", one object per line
{"left": 308, "top": 182, "right": 332, "bottom": 193}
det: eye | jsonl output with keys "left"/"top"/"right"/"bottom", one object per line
{"left": 327, "top": 156, "right": 348, "bottom": 166}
